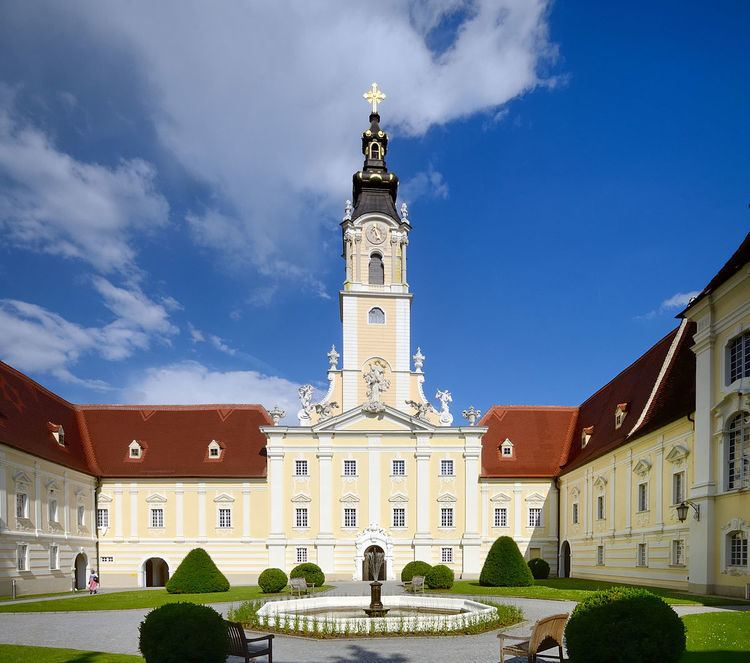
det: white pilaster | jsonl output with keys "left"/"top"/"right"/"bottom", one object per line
{"left": 33, "top": 462, "right": 41, "bottom": 536}
{"left": 175, "top": 483, "right": 184, "bottom": 541}
{"left": 462, "top": 433, "right": 483, "bottom": 576}
{"left": 609, "top": 456, "right": 616, "bottom": 536}
{"left": 368, "top": 436, "right": 381, "bottom": 526}
{"left": 625, "top": 451, "right": 632, "bottom": 534}
{"left": 0, "top": 451, "right": 6, "bottom": 532}
{"left": 198, "top": 483, "right": 206, "bottom": 541}
{"left": 414, "top": 436, "right": 431, "bottom": 560}
{"left": 513, "top": 482, "right": 522, "bottom": 540}
{"left": 549, "top": 482, "right": 559, "bottom": 540}
{"left": 655, "top": 440, "right": 664, "bottom": 528}
{"left": 267, "top": 435, "right": 286, "bottom": 569}
{"left": 114, "top": 484, "right": 123, "bottom": 540}
{"left": 316, "top": 438, "right": 335, "bottom": 574}
{"left": 62, "top": 471, "right": 68, "bottom": 537}
{"left": 129, "top": 483, "right": 138, "bottom": 542}
{"left": 242, "top": 483, "right": 251, "bottom": 542}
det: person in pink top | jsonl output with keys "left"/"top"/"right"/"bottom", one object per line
{"left": 87, "top": 570, "right": 99, "bottom": 595}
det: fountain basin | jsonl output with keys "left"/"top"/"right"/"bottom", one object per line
{"left": 256, "top": 595, "right": 497, "bottom": 635}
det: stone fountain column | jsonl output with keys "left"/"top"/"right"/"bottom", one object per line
{"left": 363, "top": 550, "right": 389, "bottom": 618}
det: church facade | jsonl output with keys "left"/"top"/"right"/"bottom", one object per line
{"left": 0, "top": 89, "right": 748, "bottom": 598}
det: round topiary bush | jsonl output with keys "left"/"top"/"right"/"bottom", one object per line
{"left": 139, "top": 602, "right": 228, "bottom": 663}
{"left": 165, "top": 548, "right": 230, "bottom": 594}
{"left": 479, "top": 536, "right": 534, "bottom": 587}
{"left": 258, "top": 567, "right": 288, "bottom": 593}
{"left": 565, "top": 587, "right": 686, "bottom": 663}
{"left": 400, "top": 560, "right": 432, "bottom": 582}
{"left": 425, "top": 564, "right": 454, "bottom": 589}
{"left": 289, "top": 562, "right": 325, "bottom": 588}
{"left": 528, "top": 557, "right": 550, "bottom": 580}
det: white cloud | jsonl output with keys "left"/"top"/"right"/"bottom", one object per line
{"left": 0, "top": 91, "right": 169, "bottom": 274}
{"left": 56, "top": 0, "right": 555, "bottom": 288}
{"left": 401, "top": 166, "right": 450, "bottom": 202}
{"left": 639, "top": 290, "right": 700, "bottom": 320}
{"left": 119, "top": 361, "right": 302, "bottom": 421}
{"left": 188, "top": 323, "right": 239, "bottom": 357}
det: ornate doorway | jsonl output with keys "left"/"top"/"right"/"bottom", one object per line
{"left": 560, "top": 541, "right": 571, "bottom": 578}
{"left": 362, "top": 545, "right": 386, "bottom": 581}
{"left": 353, "top": 525, "right": 394, "bottom": 581}
{"left": 143, "top": 557, "right": 169, "bottom": 587}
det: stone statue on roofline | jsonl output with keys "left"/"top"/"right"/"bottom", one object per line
{"left": 435, "top": 389, "right": 453, "bottom": 426}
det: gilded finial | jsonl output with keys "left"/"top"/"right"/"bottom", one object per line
{"left": 363, "top": 82, "right": 386, "bottom": 114}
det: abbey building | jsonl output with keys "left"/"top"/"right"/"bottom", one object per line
{"left": 0, "top": 87, "right": 748, "bottom": 598}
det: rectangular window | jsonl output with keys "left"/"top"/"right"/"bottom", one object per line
{"left": 440, "top": 459, "right": 454, "bottom": 476}
{"left": 392, "top": 459, "right": 405, "bottom": 476}
{"left": 502, "top": 445, "right": 513, "bottom": 457}
{"left": 572, "top": 503, "right": 579, "bottom": 524}
{"left": 392, "top": 507, "right": 405, "bottom": 528}
{"left": 150, "top": 508, "right": 164, "bottom": 528}
{"left": 17, "top": 544, "right": 28, "bottom": 572}
{"left": 597, "top": 495, "right": 605, "bottom": 520}
{"left": 672, "top": 540, "right": 685, "bottom": 566}
{"left": 596, "top": 545, "right": 604, "bottom": 566}
{"left": 77, "top": 505, "right": 85, "bottom": 527}
{"left": 728, "top": 332, "right": 750, "bottom": 384}
{"left": 100, "top": 556, "right": 114, "bottom": 563}
{"left": 295, "top": 459, "right": 308, "bottom": 476}
{"left": 48, "top": 499, "right": 58, "bottom": 523}
{"left": 96, "top": 508, "right": 109, "bottom": 528}
{"left": 729, "top": 532, "right": 748, "bottom": 567}
{"left": 672, "top": 472, "right": 685, "bottom": 505}
{"left": 528, "top": 507, "right": 542, "bottom": 528}
{"left": 637, "top": 543, "right": 647, "bottom": 567}
{"left": 49, "top": 544, "right": 59, "bottom": 571}
{"left": 218, "top": 508, "right": 232, "bottom": 528}
{"left": 343, "top": 460, "right": 357, "bottom": 476}
{"left": 344, "top": 507, "right": 357, "bottom": 528}
{"left": 296, "top": 547, "right": 308, "bottom": 564}
{"left": 494, "top": 507, "right": 507, "bottom": 528}
{"left": 637, "top": 483, "right": 648, "bottom": 512}
{"left": 441, "top": 547, "right": 453, "bottom": 563}
{"left": 295, "top": 507, "right": 308, "bottom": 528}
{"left": 440, "top": 507, "right": 454, "bottom": 528}
{"left": 16, "top": 493, "right": 27, "bottom": 519}
{"left": 209, "top": 446, "right": 220, "bottom": 457}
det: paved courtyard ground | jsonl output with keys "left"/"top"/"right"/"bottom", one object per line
{"left": 0, "top": 582, "right": 745, "bottom": 662}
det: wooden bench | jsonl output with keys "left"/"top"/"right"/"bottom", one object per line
{"left": 497, "top": 612, "right": 568, "bottom": 663}
{"left": 289, "top": 577, "right": 314, "bottom": 597}
{"left": 226, "top": 620, "right": 274, "bottom": 662}
{"left": 404, "top": 575, "right": 425, "bottom": 594}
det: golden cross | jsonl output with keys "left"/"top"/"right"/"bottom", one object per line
{"left": 363, "top": 82, "right": 386, "bottom": 114}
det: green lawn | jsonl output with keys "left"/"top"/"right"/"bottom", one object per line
{"left": 427, "top": 578, "right": 748, "bottom": 606}
{"left": 0, "top": 585, "right": 331, "bottom": 613}
{"left": 0, "top": 590, "right": 74, "bottom": 602}
{"left": 681, "top": 612, "right": 750, "bottom": 662}
{"left": 0, "top": 644, "right": 143, "bottom": 662}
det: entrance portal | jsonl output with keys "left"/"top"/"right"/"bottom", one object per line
{"left": 560, "top": 540, "right": 571, "bottom": 578}
{"left": 143, "top": 558, "right": 169, "bottom": 587}
{"left": 74, "top": 553, "right": 87, "bottom": 590}
{"left": 362, "top": 545, "right": 386, "bottom": 581}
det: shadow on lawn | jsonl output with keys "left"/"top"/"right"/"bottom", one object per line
{"left": 680, "top": 654, "right": 750, "bottom": 663}
{"left": 329, "top": 644, "right": 409, "bottom": 663}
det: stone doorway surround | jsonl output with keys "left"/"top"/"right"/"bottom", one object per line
{"left": 353, "top": 524, "right": 394, "bottom": 581}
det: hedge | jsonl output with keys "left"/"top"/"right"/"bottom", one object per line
{"left": 139, "top": 602, "right": 228, "bottom": 663}
{"left": 165, "top": 548, "right": 230, "bottom": 594}
{"left": 528, "top": 557, "right": 550, "bottom": 580}
{"left": 290, "top": 562, "right": 325, "bottom": 588}
{"left": 400, "top": 561, "right": 432, "bottom": 582}
{"left": 479, "top": 536, "right": 534, "bottom": 587}
{"left": 258, "top": 568, "right": 287, "bottom": 593}
{"left": 565, "top": 587, "right": 686, "bottom": 662}
{"left": 425, "top": 564, "right": 454, "bottom": 589}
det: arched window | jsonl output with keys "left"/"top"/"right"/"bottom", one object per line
{"left": 368, "top": 307, "right": 385, "bottom": 324}
{"left": 728, "top": 530, "right": 748, "bottom": 567}
{"left": 726, "top": 412, "right": 750, "bottom": 490}
{"left": 369, "top": 142, "right": 381, "bottom": 159}
{"left": 727, "top": 331, "right": 750, "bottom": 384}
{"left": 369, "top": 253, "right": 384, "bottom": 285}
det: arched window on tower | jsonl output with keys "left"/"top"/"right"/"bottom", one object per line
{"left": 369, "top": 253, "right": 384, "bottom": 285}
{"left": 368, "top": 307, "right": 385, "bottom": 324}
{"left": 369, "top": 142, "right": 381, "bottom": 159}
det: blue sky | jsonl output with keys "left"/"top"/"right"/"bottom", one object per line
{"left": 0, "top": 1, "right": 748, "bottom": 420}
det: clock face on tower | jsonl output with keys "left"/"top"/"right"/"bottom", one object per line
{"left": 366, "top": 222, "right": 386, "bottom": 245}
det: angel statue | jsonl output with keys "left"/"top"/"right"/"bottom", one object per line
{"left": 314, "top": 401, "right": 339, "bottom": 421}
{"left": 363, "top": 360, "right": 390, "bottom": 413}
{"left": 297, "top": 384, "right": 314, "bottom": 424}
{"left": 435, "top": 389, "right": 454, "bottom": 426}
{"left": 405, "top": 399, "right": 434, "bottom": 420}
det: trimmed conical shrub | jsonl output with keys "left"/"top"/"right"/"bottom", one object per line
{"left": 166, "top": 548, "right": 230, "bottom": 594}
{"left": 479, "top": 536, "right": 534, "bottom": 587}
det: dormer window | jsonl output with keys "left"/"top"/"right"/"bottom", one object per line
{"left": 615, "top": 403, "right": 629, "bottom": 429}
{"left": 129, "top": 440, "right": 143, "bottom": 459}
{"left": 208, "top": 439, "right": 222, "bottom": 459}
{"left": 500, "top": 438, "right": 514, "bottom": 458}
{"left": 582, "top": 426, "right": 594, "bottom": 448}
{"left": 48, "top": 423, "right": 65, "bottom": 446}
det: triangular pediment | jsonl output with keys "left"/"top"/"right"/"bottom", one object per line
{"left": 436, "top": 492, "right": 456, "bottom": 503}
{"left": 525, "top": 492, "right": 546, "bottom": 502}
{"left": 97, "top": 493, "right": 113, "bottom": 503}
{"left": 490, "top": 492, "right": 511, "bottom": 503}
{"left": 12, "top": 471, "right": 31, "bottom": 486}
{"left": 313, "top": 404, "right": 438, "bottom": 433}
{"left": 665, "top": 445, "right": 690, "bottom": 464}
{"left": 339, "top": 492, "right": 360, "bottom": 503}
{"left": 145, "top": 493, "right": 167, "bottom": 503}
{"left": 388, "top": 492, "right": 409, "bottom": 503}
{"left": 633, "top": 459, "right": 652, "bottom": 477}
{"left": 291, "top": 492, "right": 312, "bottom": 503}
{"left": 213, "top": 492, "right": 235, "bottom": 503}
{"left": 593, "top": 475, "right": 608, "bottom": 489}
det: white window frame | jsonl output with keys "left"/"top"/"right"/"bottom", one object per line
{"left": 596, "top": 545, "right": 604, "bottom": 566}
{"left": 295, "top": 507, "right": 308, "bottom": 529}
{"left": 726, "top": 412, "right": 750, "bottom": 491}
{"left": 493, "top": 507, "right": 507, "bottom": 528}
{"left": 727, "top": 331, "right": 750, "bottom": 385}
{"left": 672, "top": 471, "right": 685, "bottom": 505}
{"left": 149, "top": 507, "right": 164, "bottom": 529}
{"left": 343, "top": 459, "right": 357, "bottom": 477}
{"left": 96, "top": 508, "right": 109, "bottom": 529}
{"left": 296, "top": 547, "right": 308, "bottom": 564}
{"left": 391, "top": 459, "right": 405, "bottom": 476}
{"left": 637, "top": 482, "right": 648, "bottom": 512}
{"left": 17, "top": 543, "right": 28, "bottom": 572}
{"left": 77, "top": 505, "right": 85, "bottom": 528}
{"left": 49, "top": 544, "right": 59, "bottom": 571}
{"left": 368, "top": 307, "right": 386, "bottom": 325}
{"left": 728, "top": 531, "right": 748, "bottom": 568}
{"left": 440, "top": 459, "right": 454, "bottom": 477}
{"left": 528, "top": 507, "right": 542, "bottom": 528}
{"left": 440, "top": 506, "right": 454, "bottom": 528}
{"left": 216, "top": 507, "right": 232, "bottom": 529}
{"left": 295, "top": 459, "right": 309, "bottom": 477}
{"left": 343, "top": 507, "right": 357, "bottom": 529}
{"left": 596, "top": 495, "right": 605, "bottom": 520}
{"left": 392, "top": 507, "right": 406, "bottom": 528}
{"left": 48, "top": 498, "right": 58, "bottom": 524}
{"left": 637, "top": 542, "right": 647, "bottom": 567}
{"left": 16, "top": 492, "right": 28, "bottom": 520}
{"left": 129, "top": 440, "right": 142, "bottom": 458}
{"left": 572, "top": 502, "right": 579, "bottom": 524}
{"left": 441, "top": 547, "right": 453, "bottom": 564}
{"left": 671, "top": 539, "right": 685, "bottom": 566}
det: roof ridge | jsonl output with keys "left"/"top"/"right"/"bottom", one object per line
{"left": 484, "top": 405, "right": 578, "bottom": 411}
{"left": 75, "top": 408, "right": 102, "bottom": 476}
{"left": 556, "top": 408, "right": 580, "bottom": 471}
{"left": 77, "top": 403, "right": 268, "bottom": 411}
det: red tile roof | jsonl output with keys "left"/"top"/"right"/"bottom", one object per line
{"left": 480, "top": 406, "right": 578, "bottom": 478}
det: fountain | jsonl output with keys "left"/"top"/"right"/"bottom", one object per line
{"left": 363, "top": 549, "right": 389, "bottom": 618}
